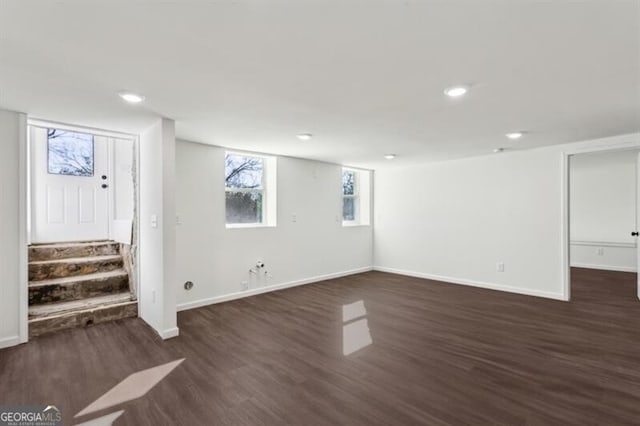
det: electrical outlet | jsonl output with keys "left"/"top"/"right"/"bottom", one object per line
{"left": 292, "top": 213, "right": 297, "bottom": 222}
{"left": 496, "top": 262, "right": 505, "bottom": 272}
{"left": 596, "top": 247, "right": 604, "bottom": 256}
{"left": 241, "top": 281, "right": 249, "bottom": 291}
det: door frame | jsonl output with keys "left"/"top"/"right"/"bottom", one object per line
{"left": 21, "top": 118, "right": 140, "bottom": 344}
{"left": 561, "top": 133, "right": 640, "bottom": 301}
{"left": 29, "top": 126, "right": 111, "bottom": 243}
{"left": 28, "top": 119, "right": 137, "bottom": 244}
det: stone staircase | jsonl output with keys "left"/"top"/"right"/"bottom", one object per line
{"left": 28, "top": 241, "right": 137, "bottom": 337}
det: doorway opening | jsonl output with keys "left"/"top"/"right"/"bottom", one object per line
{"left": 567, "top": 148, "right": 639, "bottom": 304}
{"left": 27, "top": 120, "right": 139, "bottom": 337}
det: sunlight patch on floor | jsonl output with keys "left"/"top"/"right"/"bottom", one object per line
{"left": 75, "top": 359, "right": 184, "bottom": 418}
{"left": 342, "top": 300, "right": 372, "bottom": 355}
{"left": 75, "top": 410, "right": 124, "bottom": 426}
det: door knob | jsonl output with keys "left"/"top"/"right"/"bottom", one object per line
{"left": 101, "top": 175, "right": 107, "bottom": 180}
{"left": 632, "top": 231, "right": 639, "bottom": 237}
{"left": 101, "top": 184, "right": 108, "bottom": 189}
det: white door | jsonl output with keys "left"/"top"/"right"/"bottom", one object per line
{"left": 31, "top": 126, "right": 110, "bottom": 243}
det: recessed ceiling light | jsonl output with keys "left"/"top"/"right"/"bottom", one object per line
{"left": 297, "top": 133, "right": 313, "bottom": 140}
{"left": 506, "top": 131, "right": 525, "bottom": 140}
{"left": 384, "top": 154, "right": 396, "bottom": 160}
{"left": 444, "top": 85, "right": 469, "bottom": 98}
{"left": 493, "top": 148, "right": 505, "bottom": 153}
{"left": 118, "top": 91, "right": 145, "bottom": 103}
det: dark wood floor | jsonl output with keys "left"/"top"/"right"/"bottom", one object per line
{"left": 1, "top": 268, "right": 640, "bottom": 425}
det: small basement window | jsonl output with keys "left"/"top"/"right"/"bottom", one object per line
{"left": 225, "top": 152, "right": 276, "bottom": 227}
{"left": 342, "top": 169, "right": 358, "bottom": 221}
{"left": 342, "top": 168, "right": 371, "bottom": 226}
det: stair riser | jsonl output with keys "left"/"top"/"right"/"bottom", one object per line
{"left": 29, "top": 275, "right": 130, "bottom": 305}
{"left": 29, "top": 258, "right": 124, "bottom": 281}
{"left": 29, "top": 244, "right": 119, "bottom": 262}
{"left": 29, "top": 303, "right": 138, "bottom": 337}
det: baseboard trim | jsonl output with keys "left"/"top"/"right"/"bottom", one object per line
{"left": 373, "top": 266, "right": 567, "bottom": 301}
{"left": 0, "top": 335, "right": 22, "bottom": 349}
{"left": 571, "top": 240, "right": 636, "bottom": 249}
{"left": 571, "top": 263, "right": 637, "bottom": 273}
{"left": 177, "top": 266, "right": 374, "bottom": 312}
{"left": 160, "top": 327, "right": 180, "bottom": 340}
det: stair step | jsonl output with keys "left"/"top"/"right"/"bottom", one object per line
{"left": 29, "top": 241, "right": 119, "bottom": 262}
{"left": 29, "top": 270, "right": 130, "bottom": 305}
{"left": 29, "top": 292, "right": 134, "bottom": 318}
{"left": 28, "top": 295, "right": 137, "bottom": 337}
{"left": 29, "top": 255, "right": 123, "bottom": 281}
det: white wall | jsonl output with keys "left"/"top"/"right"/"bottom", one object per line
{"left": 570, "top": 243, "right": 635, "bottom": 272}
{"left": 569, "top": 150, "right": 637, "bottom": 272}
{"left": 0, "top": 109, "right": 27, "bottom": 348}
{"left": 374, "top": 134, "right": 639, "bottom": 301}
{"left": 139, "top": 118, "right": 178, "bottom": 338}
{"left": 175, "top": 140, "right": 373, "bottom": 310}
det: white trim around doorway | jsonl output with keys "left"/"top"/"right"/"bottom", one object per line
{"left": 19, "top": 113, "right": 28, "bottom": 344}
{"left": 561, "top": 133, "right": 640, "bottom": 302}
{"left": 28, "top": 118, "right": 137, "bottom": 140}
{"left": 21, "top": 118, "right": 141, "bottom": 344}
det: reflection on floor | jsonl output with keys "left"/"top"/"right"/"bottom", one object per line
{"left": 75, "top": 410, "right": 123, "bottom": 426}
{"left": 342, "top": 300, "right": 372, "bottom": 355}
{"left": 75, "top": 359, "right": 184, "bottom": 422}
{"left": 342, "top": 299, "right": 367, "bottom": 322}
{"left": 1, "top": 269, "right": 639, "bottom": 425}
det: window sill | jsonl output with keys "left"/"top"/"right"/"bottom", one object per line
{"left": 342, "top": 222, "right": 370, "bottom": 228}
{"left": 226, "top": 223, "right": 275, "bottom": 229}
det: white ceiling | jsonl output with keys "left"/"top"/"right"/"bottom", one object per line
{"left": 1, "top": 0, "right": 639, "bottom": 169}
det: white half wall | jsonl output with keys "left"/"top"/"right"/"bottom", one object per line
{"left": 374, "top": 134, "right": 639, "bottom": 301}
{"left": 0, "top": 109, "right": 27, "bottom": 349}
{"left": 139, "top": 118, "right": 178, "bottom": 338}
{"left": 569, "top": 150, "right": 638, "bottom": 272}
{"left": 175, "top": 140, "right": 373, "bottom": 311}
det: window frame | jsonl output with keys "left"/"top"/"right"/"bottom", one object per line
{"left": 342, "top": 168, "right": 360, "bottom": 225}
{"left": 225, "top": 151, "right": 270, "bottom": 228}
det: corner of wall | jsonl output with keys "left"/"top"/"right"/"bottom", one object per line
{"left": 18, "top": 112, "right": 28, "bottom": 344}
{"left": 138, "top": 118, "right": 178, "bottom": 339}
{"left": 0, "top": 109, "right": 28, "bottom": 349}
